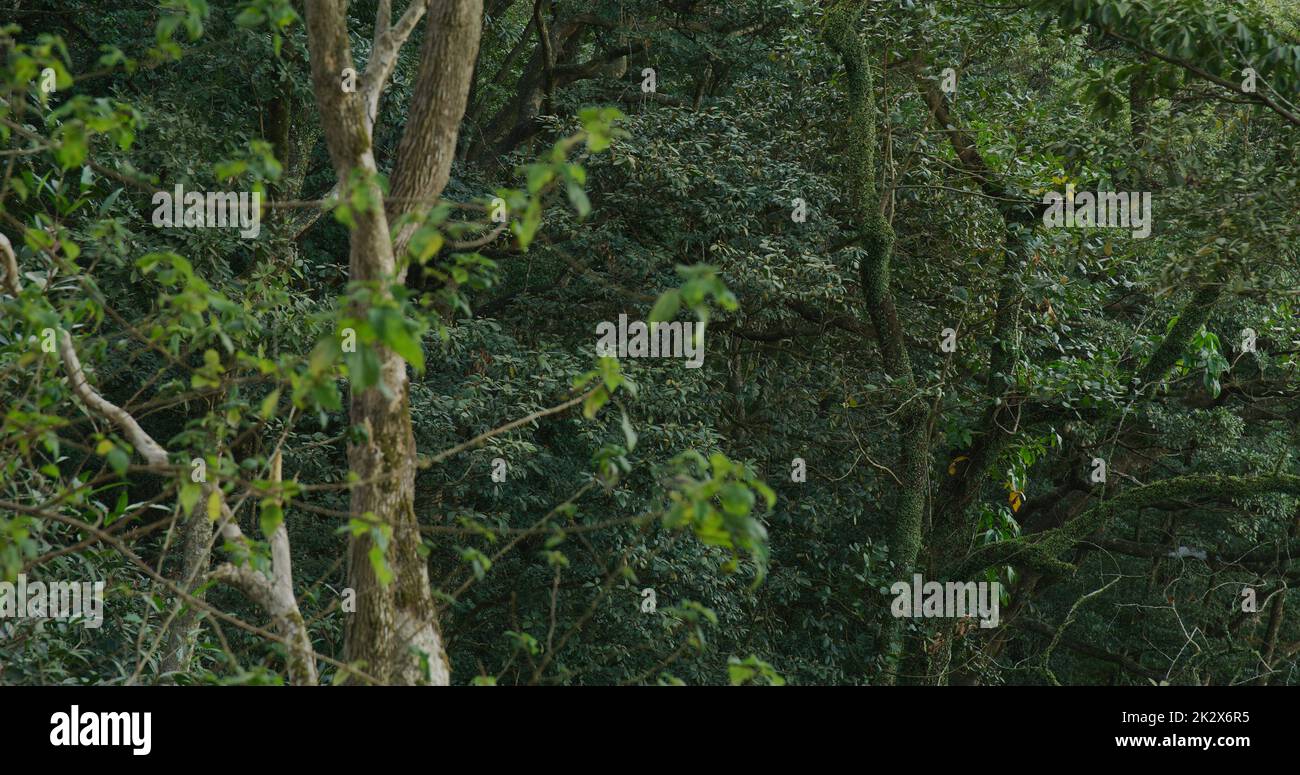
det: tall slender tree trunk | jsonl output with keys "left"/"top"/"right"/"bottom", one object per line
{"left": 822, "top": 7, "right": 929, "bottom": 683}
{"left": 304, "top": 0, "right": 481, "bottom": 685}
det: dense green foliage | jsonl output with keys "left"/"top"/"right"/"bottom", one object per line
{"left": 2, "top": 0, "right": 1299, "bottom": 685}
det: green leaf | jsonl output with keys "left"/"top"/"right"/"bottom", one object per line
{"left": 583, "top": 386, "right": 610, "bottom": 419}
{"left": 373, "top": 308, "right": 425, "bottom": 373}
{"left": 179, "top": 480, "right": 201, "bottom": 516}
{"left": 728, "top": 661, "right": 755, "bottom": 686}
{"left": 54, "top": 121, "right": 88, "bottom": 169}
{"left": 566, "top": 181, "right": 591, "bottom": 218}
{"left": 259, "top": 388, "right": 281, "bottom": 420}
{"left": 259, "top": 501, "right": 284, "bottom": 537}
{"left": 369, "top": 544, "right": 394, "bottom": 587}
{"left": 598, "top": 356, "right": 622, "bottom": 391}
{"left": 719, "top": 483, "right": 755, "bottom": 517}
{"left": 512, "top": 199, "right": 542, "bottom": 251}
{"left": 727, "top": 655, "right": 785, "bottom": 686}
{"left": 648, "top": 289, "right": 681, "bottom": 323}
{"left": 106, "top": 447, "right": 130, "bottom": 476}
{"left": 620, "top": 411, "right": 638, "bottom": 451}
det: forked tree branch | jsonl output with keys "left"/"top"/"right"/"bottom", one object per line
{"left": 2, "top": 230, "right": 316, "bottom": 684}
{"left": 362, "top": 0, "right": 432, "bottom": 131}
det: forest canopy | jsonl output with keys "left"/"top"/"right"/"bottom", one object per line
{"left": 1, "top": 0, "right": 1299, "bottom": 686}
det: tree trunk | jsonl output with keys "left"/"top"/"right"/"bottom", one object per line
{"left": 304, "top": 0, "right": 481, "bottom": 685}
{"left": 822, "top": 7, "right": 929, "bottom": 683}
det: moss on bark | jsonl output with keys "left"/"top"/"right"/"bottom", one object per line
{"left": 823, "top": 6, "right": 928, "bottom": 681}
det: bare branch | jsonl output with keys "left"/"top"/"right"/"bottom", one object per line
{"left": 58, "top": 329, "right": 171, "bottom": 466}
{"left": 0, "top": 232, "right": 20, "bottom": 296}
{"left": 422, "top": 389, "right": 592, "bottom": 467}
{"left": 210, "top": 562, "right": 275, "bottom": 610}
{"left": 4, "top": 234, "right": 171, "bottom": 469}
{"left": 362, "top": 0, "right": 432, "bottom": 131}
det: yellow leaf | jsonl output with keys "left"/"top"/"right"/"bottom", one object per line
{"left": 95, "top": 439, "right": 114, "bottom": 456}
{"left": 207, "top": 490, "right": 222, "bottom": 521}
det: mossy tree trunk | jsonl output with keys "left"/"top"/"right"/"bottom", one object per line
{"left": 822, "top": 7, "right": 929, "bottom": 683}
